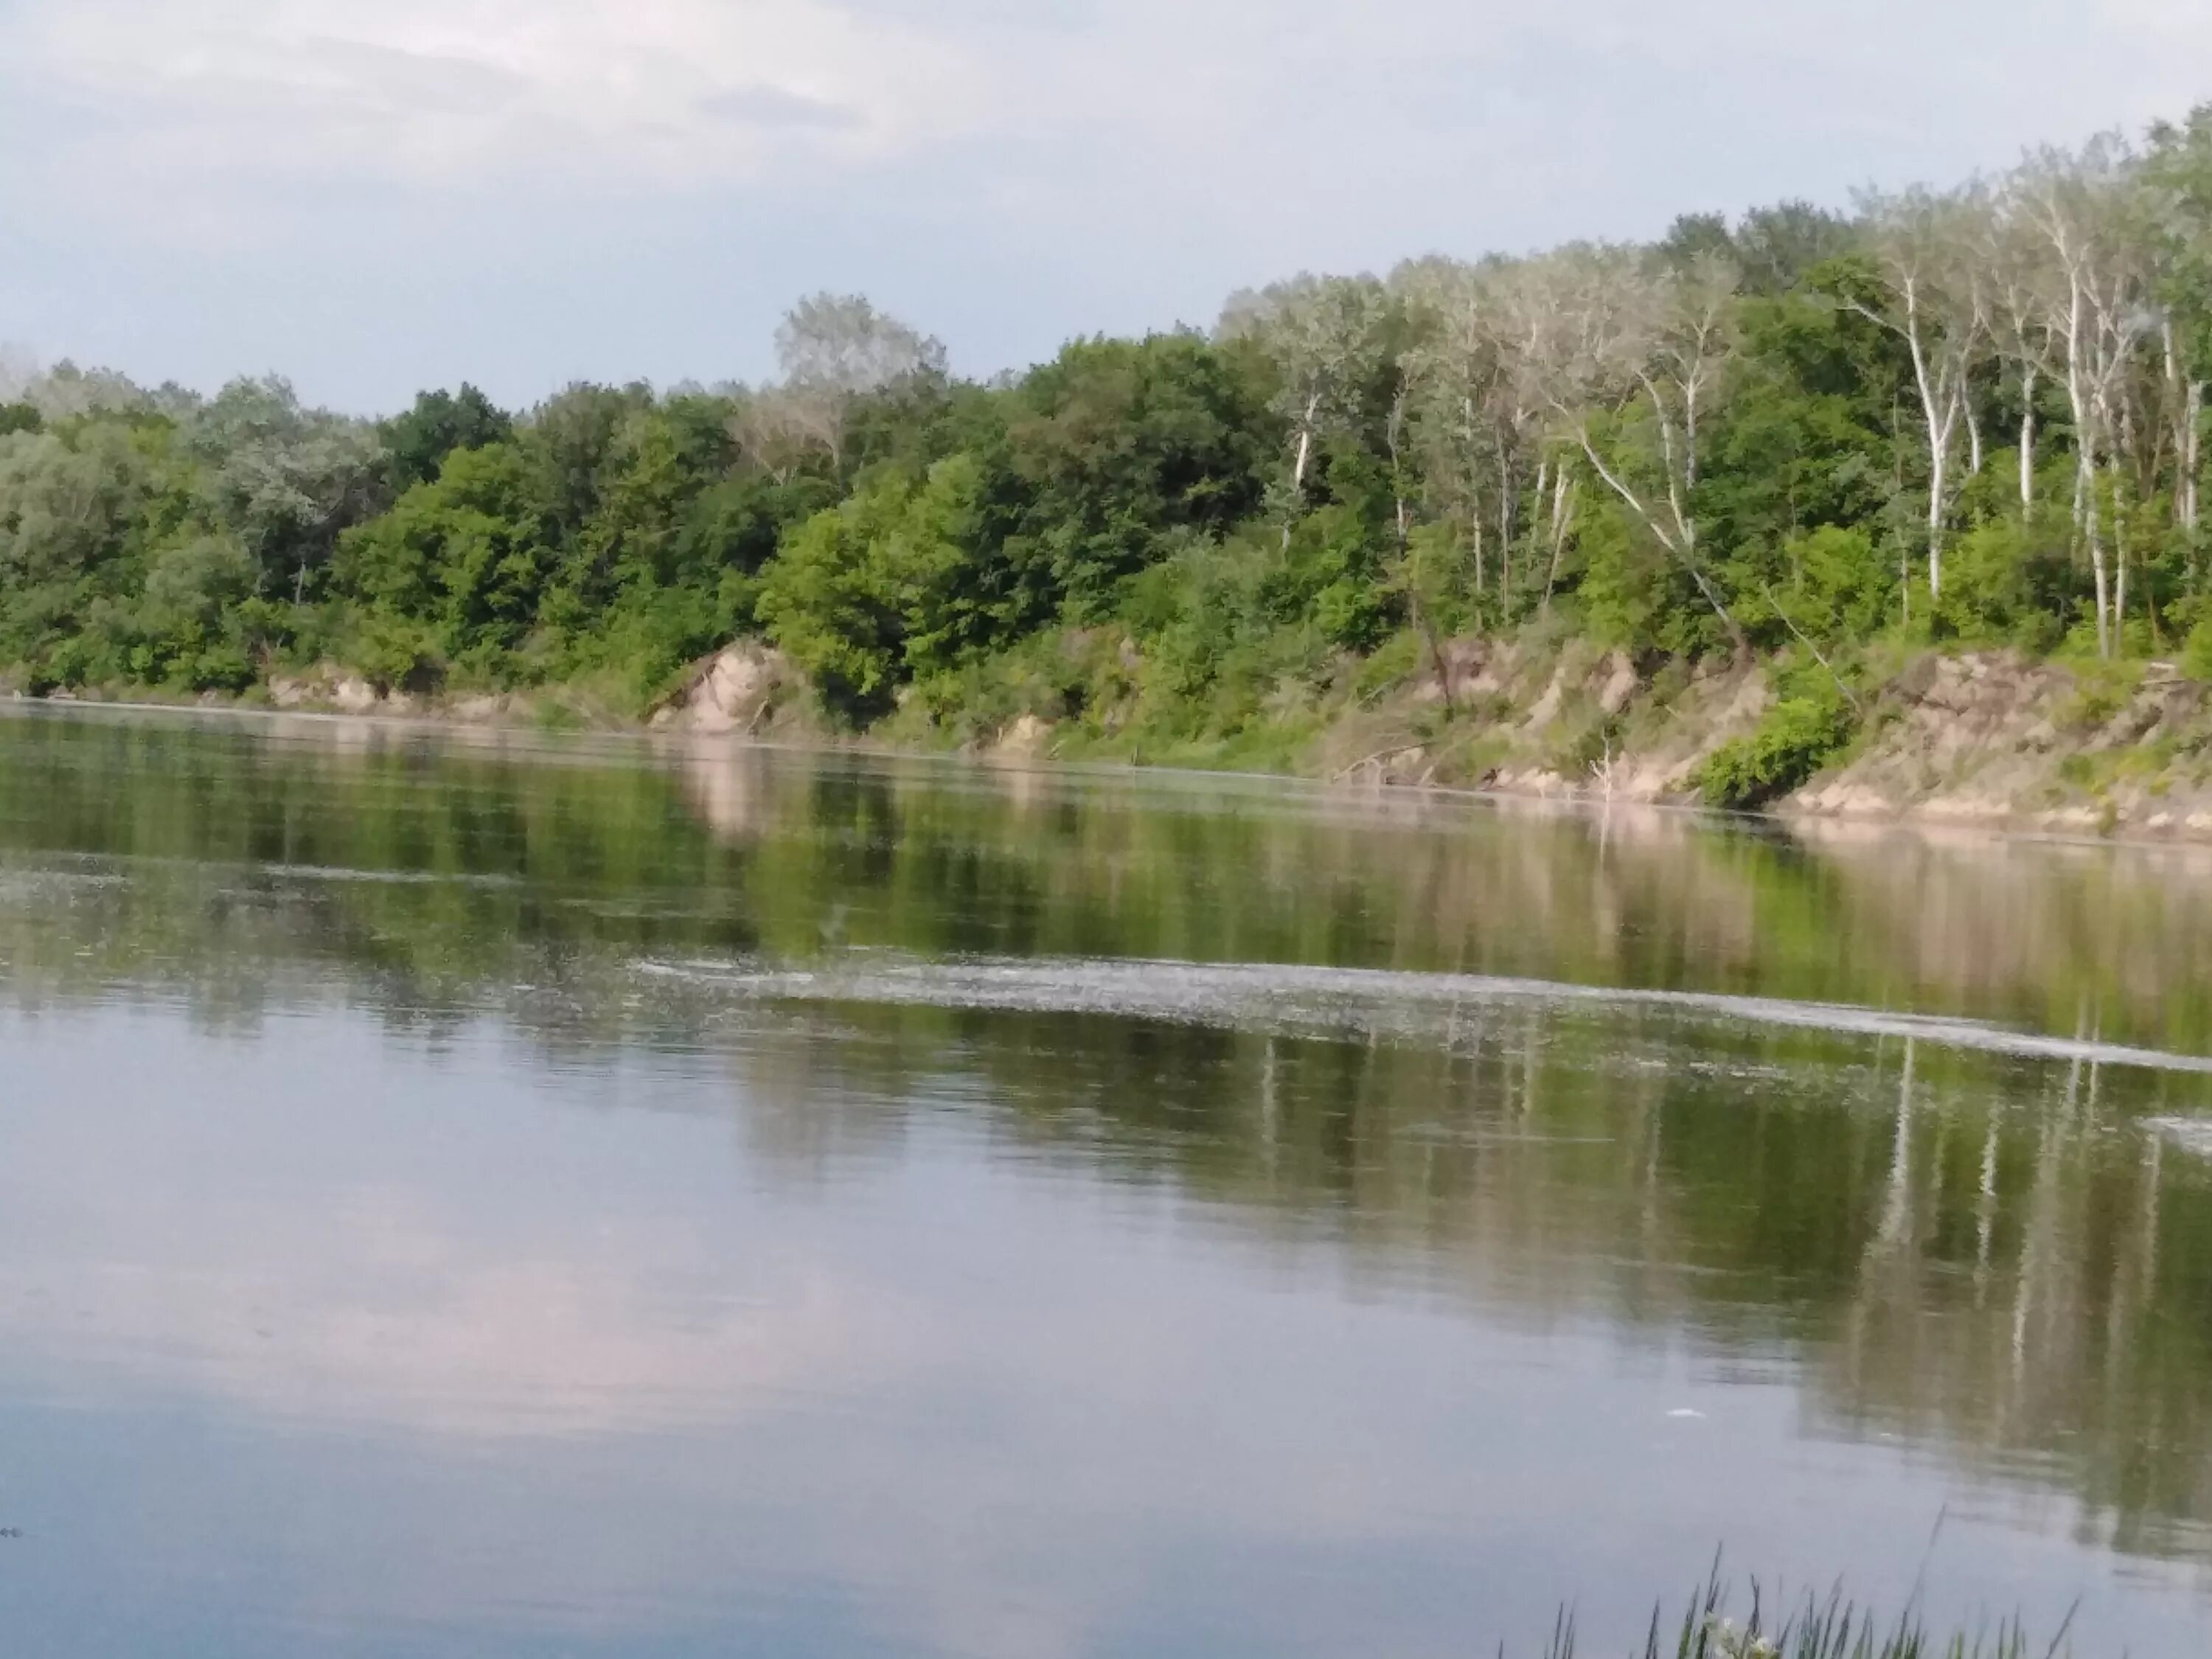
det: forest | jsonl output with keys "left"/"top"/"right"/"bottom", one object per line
{"left": 7, "top": 109, "right": 2212, "bottom": 788}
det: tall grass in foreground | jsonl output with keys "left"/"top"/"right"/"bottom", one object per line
{"left": 1540, "top": 1572, "right": 2074, "bottom": 1659}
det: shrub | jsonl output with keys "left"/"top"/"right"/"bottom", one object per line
{"left": 2182, "top": 611, "right": 2212, "bottom": 682}
{"left": 1697, "top": 692, "right": 1856, "bottom": 810}
{"left": 1764, "top": 525, "right": 1893, "bottom": 642}
{"left": 2056, "top": 660, "right": 2143, "bottom": 733}
{"left": 1935, "top": 515, "right": 2073, "bottom": 650}
{"left": 1551, "top": 712, "right": 1625, "bottom": 779}
{"left": 350, "top": 613, "right": 446, "bottom": 695}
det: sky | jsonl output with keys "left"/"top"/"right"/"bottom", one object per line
{"left": 1, "top": 0, "right": 2210, "bottom": 414}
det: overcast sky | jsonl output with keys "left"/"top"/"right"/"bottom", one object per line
{"left": 2, "top": 0, "right": 2208, "bottom": 414}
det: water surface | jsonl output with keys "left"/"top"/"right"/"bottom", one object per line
{"left": 2, "top": 705, "right": 2211, "bottom": 1656}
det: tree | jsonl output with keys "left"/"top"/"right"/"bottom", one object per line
{"left": 189, "top": 377, "right": 389, "bottom": 599}
{"left": 1732, "top": 201, "right": 1861, "bottom": 296}
{"left": 728, "top": 386, "right": 821, "bottom": 485}
{"left": 1658, "top": 212, "right": 1736, "bottom": 273}
{"left": 1004, "top": 332, "right": 1273, "bottom": 613}
{"left": 0, "top": 344, "right": 38, "bottom": 403}
{"left": 773, "top": 293, "right": 947, "bottom": 477}
{"left": 131, "top": 535, "right": 260, "bottom": 689}
{"left": 27, "top": 100, "right": 2212, "bottom": 728}
{"left": 0, "top": 424, "right": 167, "bottom": 683}
{"left": 1846, "top": 185, "right": 1988, "bottom": 605}
{"left": 2145, "top": 106, "right": 2212, "bottom": 550}
{"left": 1218, "top": 274, "right": 1397, "bottom": 543}
{"left": 2011, "top": 139, "right": 2153, "bottom": 655}
{"left": 754, "top": 456, "right": 994, "bottom": 720}
{"left": 333, "top": 442, "right": 552, "bottom": 672}
{"left": 525, "top": 381, "right": 655, "bottom": 543}
{"left": 1520, "top": 244, "right": 1747, "bottom": 650}
{"left": 1397, "top": 257, "right": 1555, "bottom": 608}
{"left": 383, "top": 386, "right": 513, "bottom": 491}
{"left": 1979, "top": 201, "right": 2061, "bottom": 515}
{"left": 1, "top": 358, "right": 172, "bottom": 420}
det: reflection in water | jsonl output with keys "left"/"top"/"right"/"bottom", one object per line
{"left": 640, "top": 952, "right": 2212, "bottom": 1073}
{"left": 0, "top": 706, "right": 2211, "bottom": 1655}
{"left": 701, "top": 989, "right": 2212, "bottom": 1558}
{"left": 11, "top": 709, "right": 2212, "bottom": 1048}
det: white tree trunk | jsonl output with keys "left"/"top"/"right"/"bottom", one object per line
{"left": 1281, "top": 392, "right": 1322, "bottom": 552}
{"left": 2019, "top": 365, "right": 2038, "bottom": 512}
{"left": 2083, "top": 453, "right": 2110, "bottom": 658}
{"left": 1542, "top": 466, "right": 1573, "bottom": 613}
{"left": 2056, "top": 270, "right": 2103, "bottom": 653}
{"left": 2110, "top": 457, "right": 2129, "bottom": 652}
{"left": 1901, "top": 285, "right": 1957, "bottom": 602}
{"left": 1290, "top": 394, "right": 1319, "bottom": 490}
{"left": 1927, "top": 437, "right": 1947, "bottom": 603}
{"left": 2185, "top": 380, "right": 2203, "bottom": 537}
{"left": 1573, "top": 429, "right": 1743, "bottom": 650}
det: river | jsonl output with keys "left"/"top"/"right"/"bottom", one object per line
{"left": 1, "top": 703, "right": 2209, "bottom": 1656}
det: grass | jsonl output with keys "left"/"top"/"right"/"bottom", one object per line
{"left": 2055, "top": 660, "right": 2146, "bottom": 735}
{"left": 1539, "top": 1569, "right": 2073, "bottom": 1659}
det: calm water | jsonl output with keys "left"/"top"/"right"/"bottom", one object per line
{"left": 3, "top": 706, "right": 2212, "bottom": 1656}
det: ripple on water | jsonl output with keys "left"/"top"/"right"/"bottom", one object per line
{"left": 638, "top": 952, "right": 2212, "bottom": 1077}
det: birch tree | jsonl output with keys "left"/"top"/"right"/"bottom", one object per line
{"left": 1397, "top": 258, "right": 1526, "bottom": 598}
{"left": 728, "top": 385, "right": 817, "bottom": 484}
{"left": 2159, "top": 314, "right": 2202, "bottom": 548}
{"left": 2012, "top": 142, "right": 2151, "bottom": 655}
{"left": 1520, "top": 243, "right": 1747, "bottom": 650}
{"left": 0, "top": 343, "right": 38, "bottom": 406}
{"left": 1848, "top": 186, "right": 1988, "bottom": 602}
{"left": 2146, "top": 109, "right": 2212, "bottom": 552}
{"left": 1481, "top": 262, "right": 1576, "bottom": 611}
{"left": 1981, "top": 206, "right": 2061, "bottom": 513}
{"left": 1220, "top": 274, "right": 1394, "bottom": 542}
{"left": 774, "top": 293, "right": 947, "bottom": 478}
{"left": 1537, "top": 449, "right": 1579, "bottom": 613}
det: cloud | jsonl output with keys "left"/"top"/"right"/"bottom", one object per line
{"left": 4, "top": 0, "right": 2208, "bottom": 409}
{"left": 699, "top": 84, "right": 863, "bottom": 132}
{"left": 10, "top": 0, "right": 2207, "bottom": 216}
{"left": 10, "top": 0, "right": 979, "bottom": 188}
{"left": 295, "top": 35, "right": 535, "bottom": 116}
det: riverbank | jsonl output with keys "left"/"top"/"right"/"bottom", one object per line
{"left": 653, "top": 633, "right": 2212, "bottom": 843}
{"left": 19, "top": 635, "right": 2212, "bottom": 843}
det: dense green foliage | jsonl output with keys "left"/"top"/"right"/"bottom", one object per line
{"left": 9, "top": 111, "right": 2212, "bottom": 743}
{"left": 1697, "top": 685, "right": 1860, "bottom": 810}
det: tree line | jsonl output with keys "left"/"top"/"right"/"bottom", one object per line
{"left": 7, "top": 110, "right": 2212, "bottom": 736}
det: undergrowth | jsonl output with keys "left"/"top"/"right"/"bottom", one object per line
{"left": 1696, "top": 691, "right": 1859, "bottom": 810}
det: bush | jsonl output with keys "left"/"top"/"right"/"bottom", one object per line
{"left": 1551, "top": 712, "right": 1626, "bottom": 779}
{"left": 2183, "top": 611, "right": 2212, "bottom": 682}
{"left": 1766, "top": 525, "right": 1893, "bottom": 641}
{"left": 1934, "top": 515, "right": 2073, "bottom": 650}
{"left": 349, "top": 613, "right": 446, "bottom": 695}
{"left": 2056, "top": 659, "right": 2143, "bottom": 732}
{"left": 754, "top": 456, "right": 1002, "bottom": 726}
{"left": 1697, "top": 692, "right": 1856, "bottom": 810}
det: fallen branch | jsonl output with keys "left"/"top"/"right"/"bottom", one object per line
{"left": 1760, "top": 583, "right": 1863, "bottom": 714}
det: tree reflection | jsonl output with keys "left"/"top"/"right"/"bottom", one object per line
{"left": 4, "top": 708, "right": 2212, "bottom": 1565}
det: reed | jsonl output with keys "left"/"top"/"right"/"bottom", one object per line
{"left": 1536, "top": 1570, "right": 2073, "bottom": 1659}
